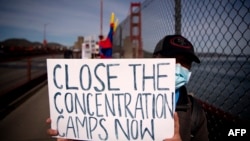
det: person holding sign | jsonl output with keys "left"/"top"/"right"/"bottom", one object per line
{"left": 46, "top": 34, "right": 208, "bottom": 141}
{"left": 153, "top": 35, "right": 209, "bottom": 141}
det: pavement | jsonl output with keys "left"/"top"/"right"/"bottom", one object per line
{"left": 0, "top": 80, "right": 56, "bottom": 141}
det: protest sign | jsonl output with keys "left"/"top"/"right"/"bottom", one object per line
{"left": 47, "top": 58, "right": 175, "bottom": 141}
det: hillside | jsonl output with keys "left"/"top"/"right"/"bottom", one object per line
{"left": 0, "top": 38, "right": 64, "bottom": 48}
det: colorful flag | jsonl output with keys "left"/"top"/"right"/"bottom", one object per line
{"left": 99, "top": 12, "right": 118, "bottom": 58}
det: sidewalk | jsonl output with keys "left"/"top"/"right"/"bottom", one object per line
{"left": 0, "top": 80, "right": 56, "bottom": 141}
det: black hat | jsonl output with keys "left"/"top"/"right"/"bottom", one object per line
{"left": 153, "top": 35, "right": 200, "bottom": 63}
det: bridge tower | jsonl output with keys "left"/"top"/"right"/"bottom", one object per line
{"left": 130, "top": 2, "right": 143, "bottom": 58}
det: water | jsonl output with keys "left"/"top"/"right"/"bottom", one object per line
{"left": 188, "top": 56, "right": 250, "bottom": 120}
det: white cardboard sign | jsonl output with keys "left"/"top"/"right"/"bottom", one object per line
{"left": 46, "top": 59, "right": 175, "bottom": 141}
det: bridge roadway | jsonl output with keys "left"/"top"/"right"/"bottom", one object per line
{"left": 0, "top": 80, "right": 56, "bottom": 141}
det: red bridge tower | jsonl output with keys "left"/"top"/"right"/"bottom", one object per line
{"left": 130, "top": 2, "right": 143, "bottom": 58}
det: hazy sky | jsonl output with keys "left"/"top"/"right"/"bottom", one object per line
{"left": 0, "top": 0, "right": 144, "bottom": 46}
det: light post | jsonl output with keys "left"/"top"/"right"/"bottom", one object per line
{"left": 100, "top": 0, "right": 103, "bottom": 37}
{"left": 43, "top": 23, "right": 49, "bottom": 47}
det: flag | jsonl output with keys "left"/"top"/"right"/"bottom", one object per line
{"left": 99, "top": 12, "right": 118, "bottom": 58}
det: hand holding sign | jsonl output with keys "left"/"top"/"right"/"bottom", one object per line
{"left": 46, "top": 118, "right": 74, "bottom": 141}
{"left": 163, "top": 112, "right": 182, "bottom": 141}
{"left": 46, "top": 58, "right": 175, "bottom": 141}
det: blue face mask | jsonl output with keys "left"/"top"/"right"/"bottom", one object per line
{"left": 175, "top": 63, "right": 192, "bottom": 90}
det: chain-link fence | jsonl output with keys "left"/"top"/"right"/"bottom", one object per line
{"left": 113, "top": 0, "right": 250, "bottom": 140}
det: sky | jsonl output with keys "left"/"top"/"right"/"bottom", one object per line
{"left": 0, "top": 0, "right": 144, "bottom": 47}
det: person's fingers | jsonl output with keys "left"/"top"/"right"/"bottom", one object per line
{"left": 46, "top": 117, "right": 57, "bottom": 135}
{"left": 46, "top": 117, "right": 51, "bottom": 124}
{"left": 47, "top": 128, "right": 58, "bottom": 136}
{"left": 46, "top": 117, "right": 63, "bottom": 140}
{"left": 162, "top": 112, "right": 181, "bottom": 141}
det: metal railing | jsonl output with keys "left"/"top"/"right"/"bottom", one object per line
{"left": 0, "top": 54, "right": 63, "bottom": 119}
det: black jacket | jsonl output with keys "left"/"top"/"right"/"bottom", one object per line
{"left": 176, "top": 86, "right": 209, "bottom": 141}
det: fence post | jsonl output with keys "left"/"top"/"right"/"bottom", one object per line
{"left": 175, "top": 0, "right": 181, "bottom": 35}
